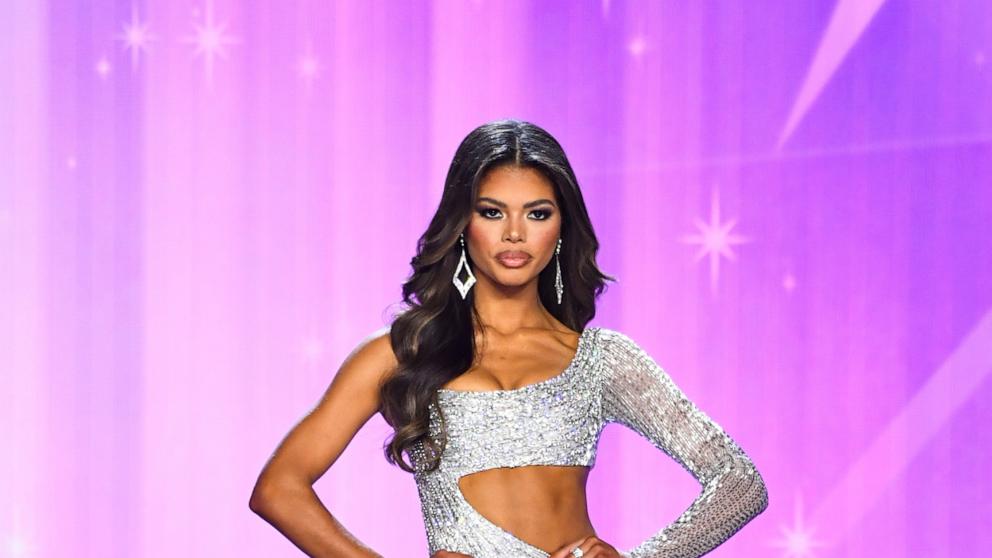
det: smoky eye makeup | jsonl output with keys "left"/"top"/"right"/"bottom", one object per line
{"left": 475, "top": 206, "right": 555, "bottom": 220}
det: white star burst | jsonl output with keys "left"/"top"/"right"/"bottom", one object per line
{"left": 182, "top": 0, "right": 238, "bottom": 85}
{"left": 769, "top": 493, "right": 828, "bottom": 557}
{"left": 2, "top": 531, "right": 35, "bottom": 557}
{"left": 627, "top": 35, "right": 648, "bottom": 58}
{"left": 298, "top": 42, "right": 320, "bottom": 87}
{"left": 95, "top": 56, "right": 111, "bottom": 78}
{"left": 116, "top": 4, "right": 155, "bottom": 71}
{"left": 679, "top": 188, "right": 751, "bottom": 293}
{"left": 299, "top": 56, "right": 318, "bottom": 80}
{"left": 2, "top": 507, "right": 37, "bottom": 557}
{"left": 782, "top": 272, "right": 797, "bottom": 292}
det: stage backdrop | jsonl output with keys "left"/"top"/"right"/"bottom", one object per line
{"left": 2, "top": 1, "right": 990, "bottom": 557}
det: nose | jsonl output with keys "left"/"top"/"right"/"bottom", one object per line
{"left": 503, "top": 223, "right": 523, "bottom": 242}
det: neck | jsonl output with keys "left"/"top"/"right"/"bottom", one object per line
{"left": 470, "top": 277, "right": 555, "bottom": 335}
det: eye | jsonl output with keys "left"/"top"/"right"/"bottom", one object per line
{"left": 477, "top": 207, "right": 502, "bottom": 219}
{"left": 476, "top": 207, "right": 554, "bottom": 220}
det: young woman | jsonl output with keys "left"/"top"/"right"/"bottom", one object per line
{"left": 249, "top": 119, "right": 769, "bottom": 558}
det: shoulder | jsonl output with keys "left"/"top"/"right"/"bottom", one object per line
{"left": 590, "top": 326, "right": 661, "bottom": 374}
{"left": 337, "top": 325, "right": 400, "bottom": 388}
{"left": 592, "top": 326, "right": 641, "bottom": 352}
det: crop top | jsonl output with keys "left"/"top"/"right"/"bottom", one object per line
{"left": 407, "top": 326, "right": 769, "bottom": 558}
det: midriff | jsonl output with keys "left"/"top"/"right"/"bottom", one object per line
{"left": 457, "top": 464, "right": 597, "bottom": 554}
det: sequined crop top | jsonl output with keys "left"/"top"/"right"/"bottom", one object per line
{"left": 408, "top": 326, "right": 768, "bottom": 558}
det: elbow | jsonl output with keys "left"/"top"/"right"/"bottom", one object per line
{"left": 714, "top": 454, "right": 769, "bottom": 519}
{"left": 248, "top": 479, "right": 274, "bottom": 515}
{"left": 742, "top": 460, "right": 769, "bottom": 518}
{"left": 752, "top": 471, "right": 769, "bottom": 516}
{"left": 249, "top": 474, "right": 300, "bottom": 516}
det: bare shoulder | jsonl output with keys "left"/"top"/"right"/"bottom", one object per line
{"left": 252, "top": 326, "right": 401, "bottom": 488}
{"left": 333, "top": 325, "right": 399, "bottom": 392}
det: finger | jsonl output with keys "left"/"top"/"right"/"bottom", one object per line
{"left": 566, "top": 537, "right": 614, "bottom": 558}
{"left": 550, "top": 536, "right": 595, "bottom": 558}
{"left": 577, "top": 539, "right": 622, "bottom": 558}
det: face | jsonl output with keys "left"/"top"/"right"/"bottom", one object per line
{"left": 465, "top": 165, "right": 562, "bottom": 289}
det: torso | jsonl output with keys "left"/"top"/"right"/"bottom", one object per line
{"left": 458, "top": 464, "right": 596, "bottom": 553}
{"left": 441, "top": 327, "right": 583, "bottom": 392}
{"left": 440, "top": 326, "right": 598, "bottom": 553}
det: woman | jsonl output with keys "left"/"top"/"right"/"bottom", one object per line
{"left": 249, "top": 119, "right": 769, "bottom": 558}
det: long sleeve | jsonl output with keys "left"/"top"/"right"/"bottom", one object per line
{"left": 598, "top": 330, "right": 769, "bottom": 558}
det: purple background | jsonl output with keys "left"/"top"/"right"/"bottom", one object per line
{"left": 2, "top": 0, "right": 990, "bottom": 557}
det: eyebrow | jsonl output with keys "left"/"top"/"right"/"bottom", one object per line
{"left": 476, "top": 197, "right": 557, "bottom": 209}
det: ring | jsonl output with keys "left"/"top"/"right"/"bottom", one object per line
{"left": 570, "top": 548, "right": 584, "bottom": 557}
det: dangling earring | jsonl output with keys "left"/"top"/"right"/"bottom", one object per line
{"left": 452, "top": 232, "right": 476, "bottom": 299}
{"left": 554, "top": 237, "right": 564, "bottom": 304}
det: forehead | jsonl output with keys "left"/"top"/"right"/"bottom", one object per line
{"left": 477, "top": 165, "right": 555, "bottom": 199}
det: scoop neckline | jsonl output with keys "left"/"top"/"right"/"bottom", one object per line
{"left": 437, "top": 326, "right": 596, "bottom": 396}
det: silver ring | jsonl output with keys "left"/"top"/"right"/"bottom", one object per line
{"left": 570, "top": 548, "right": 584, "bottom": 558}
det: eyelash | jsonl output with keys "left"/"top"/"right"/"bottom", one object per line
{"left": 477, "top": 207, "right": 553, "bottom": 220}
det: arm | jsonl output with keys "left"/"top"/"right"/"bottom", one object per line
{"left": 599, "top": 331, "right": 769, "bottom": 558}
{"left": 249, "top": 327, "right": 398, "bottom": 558}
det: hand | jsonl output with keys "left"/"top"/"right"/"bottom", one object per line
{"left": 549, "top": 535, "right": 624, "bottom": 558}
{"left": 431, "top": 551, "right": 473, "bottom": 558}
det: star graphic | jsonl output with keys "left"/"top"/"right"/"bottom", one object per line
{"left": 627, "top": 35, "right": 648, "bottom": 58}
{"left": 3, "top": 533, "right": 32, "bottom": 558}
{"left": 2, "top": 508, "right": 36, "bottom": 557}
{"left": 769, "top": 493, "right": 828, "bottom": 558}
{"left": 678, "top": 188, "right": 751, "bottom": 293}
{"left": 2, "top": 531, "right": 34, "bottom": 557}
{"left": 181, "top": 0, "right": 238, "bottom": 85}
{"left": 782, "top": 272, "right": 797, "bottom": 293}
{"left": 95, "top": 56, "right": 111, "bottom": 78}
{"left": 298, "top": 42, "right": 320, "bottom": 87}
{"left": 116, "top": 4, "right": 155, "bottom": 71}
{"left": 299, "top": 55, "right": 319, "bottom": 80}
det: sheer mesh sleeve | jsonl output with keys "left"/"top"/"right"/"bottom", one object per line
{"left": 598, "top": 330, "right": 769, "bottom": 558}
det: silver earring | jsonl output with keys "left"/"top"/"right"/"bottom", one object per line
{"left": 452, "top": 233, "right": 476, "bottom": 299}
{"left": 554, "top": 237, "right": 564, "bottom": 304}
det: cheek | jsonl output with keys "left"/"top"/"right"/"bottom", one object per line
{"left": 533, "top": 226, "right": 560, "bottom": 249}
{"left": 464, "top": 222, "right": 496, "bottom": 253}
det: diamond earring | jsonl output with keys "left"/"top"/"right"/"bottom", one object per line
{"left": 554, "top": 237, "right": 564, "bottom": 304}
{"left": 452, "top": 232, "right": 476, "bottom": 299}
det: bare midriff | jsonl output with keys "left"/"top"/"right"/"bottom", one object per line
{"left": 457, "top": 464, "right": 597, "bottom": 554}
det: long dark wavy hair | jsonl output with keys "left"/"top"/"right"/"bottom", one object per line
{"left": 378, "top": 119, "right": 616, "bottom": 473}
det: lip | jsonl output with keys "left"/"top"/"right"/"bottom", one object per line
{"left": 496, "top": 251, "right": 532, "bottom": 268}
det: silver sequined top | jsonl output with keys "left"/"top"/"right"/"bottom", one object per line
{"left": 408, "top": 326, "right": 768, "bottom": 558}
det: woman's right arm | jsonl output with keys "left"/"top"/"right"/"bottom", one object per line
{"left": 249, "top": 328, "right": 398, "bottom": 557}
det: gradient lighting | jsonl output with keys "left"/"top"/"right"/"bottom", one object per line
{"left": 1, "top": 1, "right": 990, "bottom": 557}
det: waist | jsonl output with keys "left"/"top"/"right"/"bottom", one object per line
{"left": 459, "top": 466, "right": 595, "bottom": 552}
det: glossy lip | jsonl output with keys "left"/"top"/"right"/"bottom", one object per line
{"left": 495, "top": 250, "right": 532, "bottom": 267}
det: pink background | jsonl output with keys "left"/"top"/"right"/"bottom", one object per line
{"left": 2, "top": 1, "right": 990, "bottom": 556}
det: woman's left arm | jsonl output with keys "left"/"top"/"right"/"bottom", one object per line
{"left": 598, "top": 330, "right": 769, "bottom": 558}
